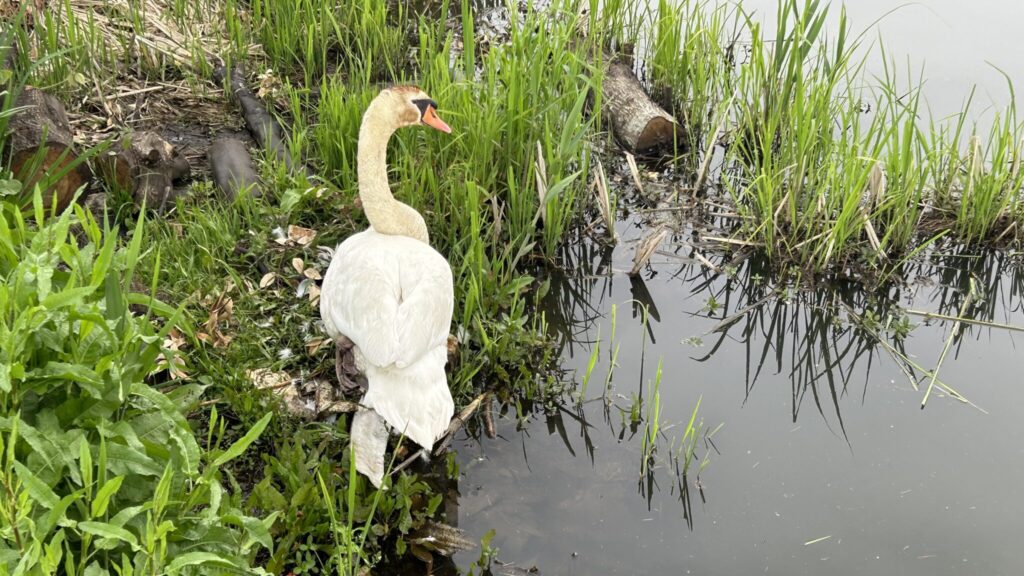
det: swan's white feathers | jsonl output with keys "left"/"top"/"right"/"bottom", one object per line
{"left": 320, "top": 227, "right": 455, "bottom": 463}
{"left": 362, "top": 345, "right": 453, "bottom": 449}
{"left": 322, "top": 87, "right": 455, "bottom": 488}
{"left": 321, "top": 228, "right": 454, "bottom": 369}
{"left": 350, "top": 408, "right": 389, "bottom": 486}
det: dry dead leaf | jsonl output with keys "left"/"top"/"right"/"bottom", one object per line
{"left": 307, "top": 283, "right": 321, "bottom": 305}
{"left": 303, "top": 268, "right": 322, "bottom": 280}
{"left": 288, "top": 225, "right": 317, "bottom": 246}
{"left": 291, "top": 257, "right": 304, "bottom": 274}
{"left": 202, "top": 290, "right": 235, "bottom": 348}
{"left": 259, "top": 272, "right": 276, "bottom": 288}
{"left": 247, "top": 368, "right": 292, "bottom": 391}
{"left": 163, "top": 327, "right": 186, "bottom": 351}
{"left": 305, "top": 338, "right": 329, "bottom": 355}
{"left": 155, "top": 327, "right": 189, "bottom": 379}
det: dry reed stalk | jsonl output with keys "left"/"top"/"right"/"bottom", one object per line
{"left": 625, "top": 152, "right": 644, "bottom": 193}
{"left": 535, "top": 140, "right": 548, "bottom": 226}
{"left": 629, "top": 226, "right": 669, "bottom": 276}
{"left": 593, "top": 158, "right": 616, "bottom": 241}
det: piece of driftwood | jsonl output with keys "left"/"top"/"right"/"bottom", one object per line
{"left": 601, "top": 63, "right": 678, "bottom": 153}
{"left": 94, "top": 131, "right": 190, "bottom": 211}
{"left": 209, "top": 137, "right": 261, "bottom": 199}
{"left": 409, "top": 521, "right": 476, "bottom": 556}
{"left": 6, "top": 87, "right": 92, "bottom": 212}
{"left": 214, "top": 64, "right": 316, "bottom": 180}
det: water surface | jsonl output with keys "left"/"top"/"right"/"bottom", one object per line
{"left": 444, "top": 2, "right": 1024, "bottom": 575}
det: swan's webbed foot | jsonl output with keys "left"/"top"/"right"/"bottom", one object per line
{"left": 334, "top": 336, "right": 365, "bottom": 396}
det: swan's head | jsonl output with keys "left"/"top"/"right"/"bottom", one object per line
{"left": 377, "top": 86, "right": 451, "bottom": 134}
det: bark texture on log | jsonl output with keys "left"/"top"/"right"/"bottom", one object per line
{"left": 209, "top": 137, "right": 261, "bottom": 200}
{"left": 6, "top": 87, "right": 92, "bottom": 211}
{"left": 601, "top": 63, "right": 678, "bottom": 153}
{"left": 95, "top": 131, "right": 190, "bottom": 211}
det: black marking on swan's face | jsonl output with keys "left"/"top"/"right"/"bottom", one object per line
{"left": 412, "top": 98, "right": 439, "bottom": 120}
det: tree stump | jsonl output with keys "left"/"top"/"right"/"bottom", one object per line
{"left": 601, "top": 63, "right": 679, "bottom": 153}
{"left": 6, "top": 87, "right": 92, "bottom": 212}
{"left": 209, "top": 137, "right": 261, "bottom": 200}
{"left": 95, "top": 131, "right": 190, "bottom": 211}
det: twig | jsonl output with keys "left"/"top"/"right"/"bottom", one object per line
{"left": 629, "top": 226, "right": 669, "bottom": 276}
{"left": 994, "top": 220, "right": 1017, "bottom": 243}
{"left": 922, "top": 278, "right": 976, "bottom": 408}
{"left": 535, "top": 141, "right": 548, "bottom": 226}
{"left": 482, "top": 395, "right": 496, "bottom": 439}
{"left": 388, "top": 393, "right": 490, "bottom": 477}
{"left": 905, "top": 309, "right": 1024, "bottom": 333}
{"left": 104, "top": 85, "right": 164, "bottom": 101}
{"left": 693, "top": 92, "right": 735, "bottom": 195}
{"left": 703, "top": 236, "right": 762, "bottom": 247}
{"left": 389, "top": 446, "right": 425, "bottom": 476}
{"left": 593, "top": 158, "right": 616, "bottom": 241}
{"left": 625, "top": 152, "right": 644, "bottom": 193}
{"left": 433, "top": 392, "right": 490, "bottom": 456}
{"left": 705, "top": 294, "right": 774, "bottom": 334}
{"left": 692, "top": 250, "right": 720, "bottom": 274}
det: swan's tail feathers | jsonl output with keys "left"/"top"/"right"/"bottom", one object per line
{"left": 360, "top": 346, "right": 454, "bottom": 451}
{"left": 351, "top": 408, "right": 389, "bottom": 488}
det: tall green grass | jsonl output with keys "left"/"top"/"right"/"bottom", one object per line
{"left": 304, "top": 0, "right": 608, "bottom": 394}
{"left": 247, "top": 0, "right": 407, "bottom": 86}
{"left": 15, "top": 0, "right": 220, "bottom": 99}
{"left": 644, "top": 0, "right": 1024, "bottom": 275}
{"left": 648, "top": 0, "right": 737, "bottom": 152}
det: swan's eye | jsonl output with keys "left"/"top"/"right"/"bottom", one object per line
{"left": 412, "top": 98, "right": 439, "bottom": 119}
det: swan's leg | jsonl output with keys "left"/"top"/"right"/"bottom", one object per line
{"left": 334, "top": 336, "right": 364, "bottom": 395}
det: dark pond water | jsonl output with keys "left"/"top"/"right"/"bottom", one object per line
{"left": 442, "top": 2, "right": 1024, "bottom": 575}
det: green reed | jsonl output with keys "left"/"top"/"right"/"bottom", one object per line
{"left": 645, "top": 0, "right": 1024, "bottom": 274}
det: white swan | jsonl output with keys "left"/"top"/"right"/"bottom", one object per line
{"left": 320, "top": 87, "right": 454, "bottom": 487}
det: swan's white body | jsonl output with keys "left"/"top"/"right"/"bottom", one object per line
{"left": 319, "top": 87, "right": 454, "bottom": 487}
{"left": 320, "top": 229, "right": 454, "bottom": 447}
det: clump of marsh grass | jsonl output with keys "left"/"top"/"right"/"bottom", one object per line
{"left": 247, "top": 0, "right": 407, "bottom": 87}
{"left": 642, "top": 0, "right": 1024, "bottom": 277}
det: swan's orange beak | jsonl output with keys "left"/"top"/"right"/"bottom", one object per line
{"left": 422, "top": 105, "right": 451, "bottom": 134}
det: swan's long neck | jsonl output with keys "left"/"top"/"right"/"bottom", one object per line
{"left": 357, "top": 98, "right": 429, "bottom": 243}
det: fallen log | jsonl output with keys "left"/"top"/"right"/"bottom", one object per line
{"left": 94, "top": 131, "right": 190, "bottom": 211}
{"left": 6, "top": 87, "right": 92, "bottom": 212}
{"left": 209, "top": 137, "right": 261, "bottom": 200}
{"left": 214, "top": 64, "right": 316, "bottom": 181}
{"left": 600, "top": 63, "right": 679, "bottom": 153}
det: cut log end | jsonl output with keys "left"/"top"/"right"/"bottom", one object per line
{"left": 636, "top": 116, "right": 678, "bottom": 152}
{"left": 600, "top": 63, "right": 680, "bottom": 154}
{"left": 6, "top": 87, "right": 92, "bottom": 211}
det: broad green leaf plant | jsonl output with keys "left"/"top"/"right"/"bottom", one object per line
{"left": 0, "top": 190, "right": 274, "bottom": 575}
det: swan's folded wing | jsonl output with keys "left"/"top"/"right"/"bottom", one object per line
{"left": 394, "top": 252, "right": 454, "bottom": 368}
{"left": 320, "top": 238, "right": 402, "bottom": 368}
